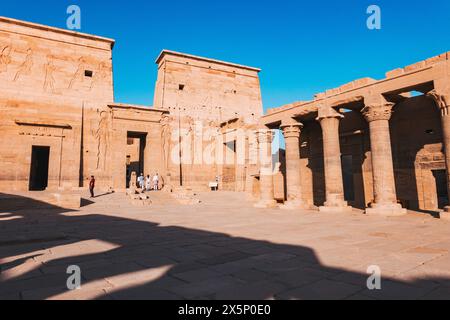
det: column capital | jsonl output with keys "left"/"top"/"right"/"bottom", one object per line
{"left": 256, "top": 129, "right": 274, "bottom": 144}
{"left": 361, "top": 102, "right": 395, "bottom": 122}
{"left": 280, "top": 119, "right": 303, "bottom": 139}
{"left": 316, "top": 106, "right": 344, "bottom": 122}
{"left": 427, "top": 89, "right": 450, "bottom": 116}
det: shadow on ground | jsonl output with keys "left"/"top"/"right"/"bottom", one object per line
{"left": 0, "top": 192, "right": 449, "bottom": 300}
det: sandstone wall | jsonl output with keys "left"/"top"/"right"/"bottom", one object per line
{"left": 154, "top": 51, "right": 263, "bottom": 192}
{"left": 154, "top": 51, "right": 263, "bottom": 124}
{"left": 0, "top": 17, "right": 114, "bottom": 191}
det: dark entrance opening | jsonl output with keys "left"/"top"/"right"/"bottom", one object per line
{"left": 341, "top": 154, "right": 355, "bottom": 203}
{"left": 126, "top": 132, "right": 147, "bottom": 188}
{"left": 433, "top": 170, "right": 448, "bottom": 209}
{"left": 29, "top": 146, "right": 50, "bottom": 191}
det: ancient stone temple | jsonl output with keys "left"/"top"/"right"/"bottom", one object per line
{"left": 0, "top": 17, "right": 263, "bottom": 194}
{"left": 261, "top": 52, "right": 450, "bottom": 217}
{"left": 1, "top": 16, "right": 450, "bottom": 219}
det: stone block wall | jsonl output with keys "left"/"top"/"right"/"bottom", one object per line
{"left": 0, "top": 17, "right": 114, "bottom": 191}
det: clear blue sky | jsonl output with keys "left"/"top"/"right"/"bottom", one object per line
{"left": 1, "top": 0, "right": 449, "bottom": 112}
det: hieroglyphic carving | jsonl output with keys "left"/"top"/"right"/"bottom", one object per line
{"left": 68, "top": 57, "right": 87, "bottom": 89}
{"left": 90, "top": 62, "right": 109, "bottom": 90}
{"left": 43, "top": 55, "right": 56, "bottom": 93}
{"left": 186, "top": 117, "right": 195, "bottom": 167}
{"left": 92, "top": 110, "right": 109, "bottom": 170}
{"left": 203, "top": 120, "right": 220, "bottom": 166}
{"left": 13, "top": 48, "right": 33, "bottom": 81}
{"left": 0, "top": 45, "right": 12, "bottom": 73}
{"left": 161, "top": 115, "right": 172, "bottom": 170}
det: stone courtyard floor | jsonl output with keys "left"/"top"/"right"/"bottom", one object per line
{"left": 1, "top": 191, "right": 450, "bottom": 300}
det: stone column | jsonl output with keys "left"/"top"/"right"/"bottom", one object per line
{"left": 428, "top": 90, "right": 450, "bottom": 217}
{"left": 362, "top": 101, "right": 407, "bottom": 216}
{"left": 254, "top": 129, "right": 277, "bottom": 208}
{"left": 317, "top": 107, "right": 350, "bottom": 212}
{"left": 280, "top": 119, "right": 308, "bottom": 210}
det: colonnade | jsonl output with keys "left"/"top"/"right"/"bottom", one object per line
{"left": 255, "top": 93, "right": 450, "bottom": 216}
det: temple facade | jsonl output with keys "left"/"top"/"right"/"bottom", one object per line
{"left": 0, "top": 17, "right": 263, "bottom": 194}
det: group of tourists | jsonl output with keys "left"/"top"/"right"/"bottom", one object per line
{"left": 137, "top": 173, "right": 160, "bottom": 192}
{"left": 88, "top": 173, "right": 161, "bottom": 198}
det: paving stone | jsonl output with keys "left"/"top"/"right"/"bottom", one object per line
{"left": 358, "top": 280, "right": 436, "bottom": 300}
{"left": 2, "top": 191, "right": 450, "bottom": 300}
{"left": 276, "top": 279, "right": 363, "bottom": 300}
{"left": 168, "top": 276, "right": 244, "bottom": 299}
{"left": 213, "top": 280, "right": 288, "bottom": 300}
{"left": 171, "top": 267, "right": 222, "bottom": 283}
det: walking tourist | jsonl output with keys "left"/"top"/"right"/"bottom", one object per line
{"left": 146, "top": 175, "right": 152, "bottom": 192}
{"left": 138, "top": 173, "right": 145, "bottom": 192}
{"left": 89, "top": 176, "right": 95, "bottom": 198}
{"left": 153, "top": 173, "right": 159, "bottom": 191}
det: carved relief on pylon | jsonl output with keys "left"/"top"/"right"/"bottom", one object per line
{"left": 43, "top": 55, "right": 57, "bottom": 93}
{"left": 90, "top": 61, "right": 109, "bottom": 90}
{"left": 68, "top": 57, "right": 87, "bottom": 89}
{"left": 161, "top": 115, "right": 172, "bottom": 170}
{"left": 13, "top": 48, "right": 33, "bottom": 82}
{"left": 92, "top": 110, "right": 109, "bottom": 170}
{"left": 0, "top": 45, "right": 12, "bottom": 73}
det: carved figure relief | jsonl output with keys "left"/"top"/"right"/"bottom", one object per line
{"left": 183, "top": 117, "right": 195, "bottom": 166}
{"left": 68, "top": 57, "right": 87, "bottom": 89}
{"left": 203, "top": 121, "right": 219, "bottom": 165}
{"left": 43, "top": 55, "right": 56, "bottom": 93}
{"left": 0, "top": 45, "right": 12, "bottom": 73}
{"left": 92, "top": 110, "right": 109, "bottom": 170}
{"left": 90, "top": 62, "right": 109, "bottom": 90}
{"left": 13, "top": 48, "right": 33, "bottom": 82}
{"left": 161, "top": 115, "right": 172, "bottom": 170}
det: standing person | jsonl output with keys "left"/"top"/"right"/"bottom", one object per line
{"left": 89, "top": 176, "right": 96, "bottom": 198}
{"left": 145, "top": 175, "right": 152, "bottom": 192}
{"left": 138, "top": 173, "right": 145, "bottom": 193}
{"left": 153, "top": 173, "right": 159, "bottom": 191}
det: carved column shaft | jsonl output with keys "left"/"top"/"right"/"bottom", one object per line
{"left": 362, "top": 102, "right": 406, "bottom": 215}
{"left": 320, "top": 117, "right": 345, "bottom": 204}
{"left": 442, "top": 114, "right": 450, "bottom": 209}
{"left": 317, "top": 108, "right": 348, "bottom": 211}
{"left": 281, "top": 122, "right": 304, "bottom": 208}
{"left": 428, "top": 90, "right": 450, "bottom": 212}
{"left": 255, "top": 129, "right": 277, "bottom": 208}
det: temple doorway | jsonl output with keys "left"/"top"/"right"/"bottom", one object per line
{"left": 126, "top": 132, "right": 147, "bottom": 188}
{"left": 433, "top": 169, "right": 448, "bottom": 209}
{"left": 221, "top": 140, "right": 236, "bottom": 190}
{"left": 29, "top": 146, "right": 50, "bottom": 191}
